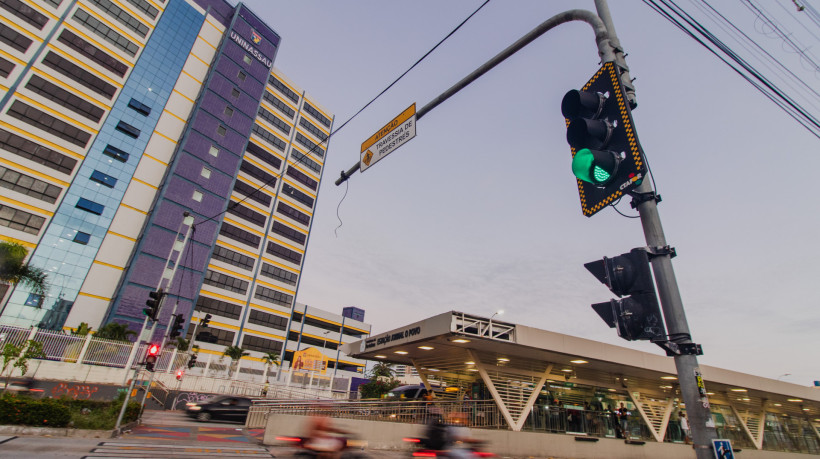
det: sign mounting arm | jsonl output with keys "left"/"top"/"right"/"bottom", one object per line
{"left": 335, "top": 8, "right": 613, "bottom": 186}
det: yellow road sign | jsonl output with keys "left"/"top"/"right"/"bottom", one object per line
{"left": 360, "top": 103, "right": 416, "bottom": 172}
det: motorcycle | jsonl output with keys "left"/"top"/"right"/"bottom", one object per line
{"left": 402, "top": 437, "right": 497, "bottom": 458}
{"left": 275, "top": 435, "right": 369, "bottom": 459}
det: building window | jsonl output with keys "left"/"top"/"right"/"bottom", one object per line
{"left": 303, "top": 102, "right": 331, "bottom": 128}
{"left": 203, "top": 269, "right": 248, "bottom": 295}
{"left": 0, "top": 56, "right": 13, "bottom": 78}
{"left": 232, "top": 180, "right": 271, "bottom": 207}
{"left": 25, "top": 75, "right": 105, "bottom": 123}
{"left": 24, "top": 293, "right": 43, "bottom": 307}
{"left": 240, "top": 160, "right": 276, "bottom": 186}
{"left": 263, "top": 91, "right": 295, "bottom": 119}
{"left": 201, "top": 167, "right": 211, "bottom": 179}
{"left": 0, "top": 165, "right": 62, "bottom": 203}
{"left": 251, "top": 124, "right": 286, "bottom": 152}
{"left": 286, "top": 166, "right": 318, "bottom": 191}
{"left": 211, "top": 245, "right": 254, "bottom": 271}
{"left": 258, "top": 107, "right": 290, "bottom": 135}
{"left": 103, "top": 144, "right": 129, "bottom": 162}
{"left": 276, "top": 202, "right": 310, "bottom": 226}
{"left": 42, "top": 51, "right": 117, "bottom": 99}
{"left": 57, "top": 29, "right": 128, "bottom": 77}
{"left": 265, "top": 241, "right": 302, "bottom": 265}
{"left": 72, "top": 8, "right": 139, "bottom": 56}
{"left": 290, "top": 149, "right": 321, "bottom": 174}
{"left": 192, "top": 190, "right": 203, "bottom": 202}
{"left": 231, "top": 88, "right": 240, "bottom": 98}
{"left": 0, "top": 204, "right": 46, "bottom": 234}
{"left": 246, "top": 141, "right": 282, "bottom": 170}
{"left": 194, "top": 295, "right": 242, "bottom": 320}
{"left": 226, "top": 201, "right": 266, "bottom": 228}
{"left": 217, "top": 125, "right": 226, "bottom": 136}
{"left": 209, "top": 145, "right": 219, "bottom": 157}
{"left": 242, "top": 334, "right": 284, "bottom": 353}
{"left": 76, "top": 198, "right": 104, "bottom": 215}
{"left": 237, "top": 71, "right": 246, "bottom": 82}
{"left": 270, "top": 221, "right": 306, "bottom": 245}
{"left": 90, "top": 170, "right": 117, "bottom": 188}
{"left": 86, "top": 0, "right": 149, "bottom": 38}
{"left": 116, "top": 121, "right": 140, "bottom": 138}
{"left": 268, "top": 75, "right": 299, "bottom": 103}
{"left": 0, "top": 127, "right": 77, "bottom": 175}
{"left": 73, "top": 231, "right": 91, "bottom": 245}
{"left": 243, "top": 54, "right": 252, "bottom": 65}
{"left": 224, "top": 106, "right": 234, "bottom": 117}
{"left": 1, "top": 0, "right": 49, "bottom": 29}
{"left": 298, "top": 116, "right": 328, "bottom": 142}
{"left": 282, "top": 183, "right": 314, "bottom": 208}
{"left": 127, "top": 98, "right": 151, "bottom": 116}
{"left": 254, "top": 285, "right": 293, "bottom": 308}
{"left": 0, "top": 22, "right": 33, "bottom": 52}
{"left": 124, "top": 0, "right": 158, "bottom": 20}
{"left": 259, "top": 262, "right": 298, "bottom": 286}
{"left": 219, "top": 222, "right": 261, "bottom": 249}
{"left": 7, "top": 101, "right": 91, "bottom": 147}
{"left": 295, "top": 132, "right": 325, "bottom": 158}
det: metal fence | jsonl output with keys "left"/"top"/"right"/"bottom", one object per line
{"left": 247, "top": 399, "right": 505, "bottom": 430}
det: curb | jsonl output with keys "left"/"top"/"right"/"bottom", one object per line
{"left": 0, "top": 424, "right": 114, "bottom": 438}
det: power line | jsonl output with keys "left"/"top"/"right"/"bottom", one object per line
{"left": 197, "top": 0, "right": 491, "bottom": 227}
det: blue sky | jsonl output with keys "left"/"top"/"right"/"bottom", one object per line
{"left": 239, "top": 1, "right": 820, "bottom": 386}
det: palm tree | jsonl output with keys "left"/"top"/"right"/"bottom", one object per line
{"left": 370, "top": 362, "right": 395, "bottom": 379}
{"left": 94, "top": 322, "right": 136, "bottom": 342}
{"left": 223, "top": 345, "right": 249, "bottom": 377}
{"left": 261, "top": 351, "right": 280, "bottom": 382}
{"left": 0, "top": 241, "right": 47, "bottom": 302}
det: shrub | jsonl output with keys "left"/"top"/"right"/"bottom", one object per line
{"left": 0, "top": 395, "right": 70, "bottom": 427}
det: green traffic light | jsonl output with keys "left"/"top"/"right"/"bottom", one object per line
{"left": 572, "top": 148, "right": 620, "bottom": 187}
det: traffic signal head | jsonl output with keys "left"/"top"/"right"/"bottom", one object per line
{"left": 585, "top": 248, "right": 666, "bottom": 341}
{"left": 145, "top": 343, "right": 160, "bottom": 371}
{"left": 169, "top": 314, "right": 185, "bottom": 339}
{"left": 187, "top": 353, "right": 198, "bottom": 369}
{"left": 143, "top": 289, "right": 165, "bottom": 321}
{"left": 176, "top": 369, "right": 184, "bottom": 380}
{"left": 562, "top": 62, "right": 647, "bottom": 217}
{"left": 200, "top": 314, "right": 212, "bottom": 328}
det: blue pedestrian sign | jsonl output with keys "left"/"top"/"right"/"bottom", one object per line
{"left": 713, "top": 439, "right": 734, "bottom": 459}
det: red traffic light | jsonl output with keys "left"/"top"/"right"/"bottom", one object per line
{"left": 176, "top": 369, "right": 184, "bottom": 380}
{"left": 147, "top": 344, "right": 160, "bottom": 356}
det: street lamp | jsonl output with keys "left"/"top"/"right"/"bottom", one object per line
{"left": 489, "top": 309, "right": 504, "bottom": 337}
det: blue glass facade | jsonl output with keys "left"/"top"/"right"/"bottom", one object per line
{"left": 1, "top": 0, "right": 205, "bottom": 328}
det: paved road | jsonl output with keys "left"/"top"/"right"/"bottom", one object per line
{"left": 0, "top": 410, "right": 400, "bottom": 459}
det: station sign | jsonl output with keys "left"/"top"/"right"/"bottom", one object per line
{"left": 360, "top": 103, "right": 416, "bottom": 172}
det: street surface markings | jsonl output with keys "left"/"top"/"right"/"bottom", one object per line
{"left": 83, "top": 441, "right": 273, "bottom": 458}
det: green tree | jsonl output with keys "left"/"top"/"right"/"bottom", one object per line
{"left": 370, "top": 362, "right": 395, "bottom": 379}
{"left": 70, "top": 322, "right": 93, "bottom": 336}
{"left": 94, "top": 322, "right": 136, "bottom": 342}
{"left": 174, "top": 337, "right": 191, "bottom": 351}
{"left": 261, "top": 351, "right": 280, "bottom": 382}
{"left": 223, "top": 345, "right": 249, "bottom": 377}
{"left": 1, "top": 340, "right": 45, "bottom": 392}
{"left": 0, "top": 241, "right": 48, "bottom": 302}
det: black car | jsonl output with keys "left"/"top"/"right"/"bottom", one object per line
{"left": 185, "top": 395, "right": 252, "bottom": 422}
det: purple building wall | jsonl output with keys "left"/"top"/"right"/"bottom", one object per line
{"left": 106, "top": 0, "right": 281, "bottom": 339}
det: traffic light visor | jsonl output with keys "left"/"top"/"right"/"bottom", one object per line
{"left": 572, "top": 149, "right": 619, "bottom": 186}
{"left": 561, "top": 90, "right": 605, "bottom": 120}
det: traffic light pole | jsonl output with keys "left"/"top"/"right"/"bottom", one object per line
{"left": 592, "top": 1, "right": 718, "bottom": 457}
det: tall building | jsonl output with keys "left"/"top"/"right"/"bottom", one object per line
{"left": 0, "top": 0, "right": 346, "bottom": 370}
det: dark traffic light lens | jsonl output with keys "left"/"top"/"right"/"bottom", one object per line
{"left": 567, "top": 119, "right": 612, "bottom": 150}
{"left": 561, "top": 90, "right": 605, "bottom": 120}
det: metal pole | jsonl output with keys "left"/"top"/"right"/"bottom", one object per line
{"left": 335, "top": 9, "right": 612, "bottom": 186}
{"left": 592, "top": 1, "right": 719, "bottom": 456}
{"left": 114, "top": 369, "right": 140, "bottom": 434}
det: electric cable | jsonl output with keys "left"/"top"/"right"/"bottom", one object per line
{"left": 196, "top": 0, "right": 491, "bottom": 228}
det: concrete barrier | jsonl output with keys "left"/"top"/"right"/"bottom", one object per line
{"left": 262, "top": 414, "right": 806, "bottom": 459}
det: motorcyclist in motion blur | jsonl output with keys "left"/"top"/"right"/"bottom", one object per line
{"left": 304, "top": 412, "right": 350, "bottom": 459}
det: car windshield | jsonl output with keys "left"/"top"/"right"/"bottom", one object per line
{"left": 387, "top": 388, "right": 418, "bottom": 398}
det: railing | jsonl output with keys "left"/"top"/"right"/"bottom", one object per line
{"left": 247, "top": 399, "right": 505, "bottom": 429}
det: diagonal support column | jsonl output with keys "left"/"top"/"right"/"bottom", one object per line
{"left": 512, "top": 364, "right": 553, "bottom": 431}
{"left": 729, "top": 400, "right": 765, "bottom": 450}
{"left": 411, "top": 359, "right": 434, "bottom": 392}
{"left": 627, "top": 390, "right": 669, "bottom": 443}
{"left": 467, "top": 350, "right": 516, "bottom": 430}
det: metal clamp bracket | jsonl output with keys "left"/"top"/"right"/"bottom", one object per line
{"left": 648, "top": 245, "right": 677, "bottom": 259}
{"left": 652, "top": 338, "right": 704, "bottom": 357}
{"left": 628, "top": 190, "right": 661, "bottom": 208}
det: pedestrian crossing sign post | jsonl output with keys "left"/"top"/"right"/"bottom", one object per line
{"left": 360, "top": 103, "right": 416, "bottom": 172}
{"left": 712, "top": 439, "right": 734, "bottom": 459}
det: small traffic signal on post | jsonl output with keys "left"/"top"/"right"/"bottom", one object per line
{"left": 176, "top": 369, "right": 184, "bottom": 380}
{"left": 169, "top": 314, "right": 185, "bottom": 339}
{"left": 562, "top": 62, "right": 647, "bottom": 217}
{"left": 145, "top": 343, "right": 160, "bottom": 372}
{"left": 187, "top": 353, "right": 198, "bottom": 369}
{"left": 143, "top": 289, "right": 165, "bottom": 321}
{"left": 200, "top": 314, "right": 212, "bottom": 328}
{"left": 585, "top": 248, "right": 666, "bottom": 341}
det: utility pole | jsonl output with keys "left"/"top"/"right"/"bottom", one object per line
{"left": 593, "top": 2, "right": 718, "bottom": 457}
